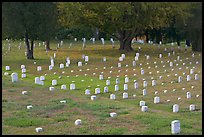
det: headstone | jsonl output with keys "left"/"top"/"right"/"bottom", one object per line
{"left": 49, "top": 65, "right": 53, "bottom": 70}
{"left": 141, "top": 69, "right": 144, "bottom": 75}
{"left": 135, "top": 56, "right": 139, "bottom": 61}
{"left": 61, "top": 85, "right": 66, "bottom": 90}
{"left": 154, "top": 96, "right": 160, "bottom": 104}
{"left": 186, "top": 92, "right": 191, "bottom": 99}
{"left": 143, "top": 81, "right": 147, "bottom": 88}
{"left": 171, "top": 120, "right": 180, "bottom": 134}
{"left": 140, "top": 101, "right": 145, "bottom": 106}
{"left": 170, "top": 62, "right": 173, "bottom": 67}
{"left": 21, "top": 73, "right": 26, "bottom": 78}
{"left": 186, "top": 75, "right": 191, "bottom": 81}
{"left": 189, "top": 104, "right": 195, "bottom": 111}
{"left": 21, "top": 65, "right": 26, "bottom": 69}
{"left": 52, "top": 80, "right": 57, "bottom": 86}
{"left": 60, "top": 63, "right": 64, "bottom": 69}
{"left": 141, "top": 106, "right": 148, "bottom": 112}
{"left": 91, "top": 95, "right": 97, "bottom": 100}
{"left": 123, "top": 92, "right": 128, "bottom": 99}
{"left": 40, "top": 76, "right": 45, "bottom": 81}
{"left": 22, "top": 68, "right": 26, "bottom": 73}
{"left": 125, "top": 77, "right": 129, "bottom": 83}
{"left": 118, "top": 63, "right": 121, "bottom": 68}
{"left": 116, "top": 78, "right": 120, "bottom": 84}
{"left": 75, "top": 119, "right": 81, "bottom": 125}
{"left": 37, "top": 66, "right": 42, "bottom": 71}
{"left": 195, "top": 74, "right": 198, "bottom": 80}
{"left": 110, "top": 94, "right": 116, "bottom": 100}
{"left": 134, "top": 81, "right": 138, "bottom": 89}
{"left": 22, "top": 91, "right": 28, "bottom": 95}
{"left": 103, "top": 57, "right": 106, "bottom": 62}
{"left": 49, "top": 87, "right": 55, "bottom": 91}
{"left": 115, "top": 85, "right": 119, "bottom": 91}
{"left": 5, "top": 66, "right": 10, "bottom": 71}
{"left": 27, "top": 105, "right": 33, "bottom": 109}
{"left": 99, "top": 74, "right": 103, "bottom": 80}
{"left": 78, "top": 62, "right": 82, "bottom": 67}
{"left": 132, "top": 61, "right": 136, "bottom": 66}
{"left": 95, "top": 88, "right": 100, "bottom": 94}
{"left": 85, "top": 89, "right": 90, "bottom": 95}
{"left": 124, "top": 84, "right": 128, "bottom": 91}
{"left": 70, "top": 83, "right": 75, "bottom": 90}
{"left": 84, "top": 56, "right": 89, "bottom": 62}
{"left": 173, "top": 104, "right": 179, "bottom": 113}
{"left": 35, "top": 127, "right": 43, "bottom": 133}
{"left": 106, "top": 80, "right": 110, "bottom": 85}
{"left": 159, "top": 54, "right": 162, "bottom": 58}
{"left": 121, "top": 54, "right": 125, "bottom": 59}
{"left": 104, "top": 86, "right": 108, "bottom": 93}
{"left": 190, "top": 69, "right": 194, "bottom": 74}
{"left": 152, "top": 80, "right": 156, "bottom": 86}
{"left": 178, "top": 76, "right": 182, "bottom": 83}
{"left": 110, "top": 112, "right": 117, "bottom": 117}
{"left": 119, "top": 57, "right": 123, "bottom": 61}
{"left": 143, "top": 89, "right": 147, "bottom": 96}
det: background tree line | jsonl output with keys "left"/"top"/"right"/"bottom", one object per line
{"left": 2, "top": 2, "right": 202, "bottom": 59}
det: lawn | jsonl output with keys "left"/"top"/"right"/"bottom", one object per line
{"left": 2, "top": 39, "right": 202, "bottom": 135}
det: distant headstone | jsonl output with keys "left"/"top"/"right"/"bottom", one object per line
{"left": 124, "top": 84, "right": 128, "bottom": 91}
{"left": 123, "top": 92, "right": 128, "bottom": 99}
{"left": 141, "top": 106, "right": 148, "bottom": 112}
{"left": 173, "top": 104, "right": 179, "bottom": 113}
{"left": 110, "top": 94, "right": 116, "bottom": 100}
{"left": 70, "top": 83, "right": 75, "bottom": 90}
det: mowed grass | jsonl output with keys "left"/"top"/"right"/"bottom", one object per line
{"left": 2, "top": 40, "right": 202, "bottom": 135}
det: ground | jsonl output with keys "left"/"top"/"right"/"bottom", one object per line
{"left": 2, "top": 40, "right": 202, "bottom": 135}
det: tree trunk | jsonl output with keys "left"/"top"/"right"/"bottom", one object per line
{"left": 45, "top": 40, "right": 51, "bottom": 50}
{"left": 155, "top": 28, "right": 162, "bottom": 44}
{"left": 119, "top": 30, "right": 134, "bottom": 52}
{"left": 145, "top": 29, "right": 149, "bottom": 43}
{"left": 25, "top": 33, "right": 34, "bottom": 59}
{"left": 192, "top": 30, "right": 202, "bottom": 52}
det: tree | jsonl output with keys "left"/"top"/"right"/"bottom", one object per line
{"left": 186, "top": 3, "right": 202, "bottom": 52}
{"left": 2, "top": 2, "right": 58, "bottom": 59}
{"left": 57, "top": 2, "right": 192, "bottom": 52}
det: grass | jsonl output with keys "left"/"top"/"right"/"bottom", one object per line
{"left": 2, "top": 39, "right": 202, "bottom": 135}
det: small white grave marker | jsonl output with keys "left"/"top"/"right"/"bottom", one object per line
{"left": 171, "top": 120, "right": 180, "bottom": 134}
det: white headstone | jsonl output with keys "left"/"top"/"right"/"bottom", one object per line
{"left": 123, "top": 92, "right": 128, "bottom": 99}
{"left": 21, "top": 65, "right": 26, "bottom": 69}
{"left": 143, "top": 81, "right": 147, "bottom": 88}
{"left": 110, "top": 94, "right": 116, "bottom": 100}
{"left": 104, "top": 86, "right": 108, "bottom": 93}
{"left": 85, "top": 89, "right": 90, "bottom": 95}
{"left": 91, "top": 95, "right": 97, "bottom": 100}
{"left": 141, "top": 69, "right": 144, "bottom": 75}
{"left": 49, "top": 87, "right": 55, "bottom": 91}
{"left": 60, "top": 63, "right": 64, "bottom": 69}
{"left": 190, "top": 69, "right": 194, "bottom": 74}
{"left": 171, "top": 120, "right": 180, "bottom": 134}
{"left": 186, "top": 92, "right": 191, "bottom": 99}
{"left": 110, "top": 112, "right": 117, "bottom": 117}
{"left": 154, "top": 96, "right": 160, "bottom": 104}
{"left": 95, "top": 88, "right": 100, "bottom": 94}
{"left": 159, "top": 54, "right": 162, "bottom": 58}
{"left": 61, "top": 85, "right": 66, "bottom": 90}
{"left": 141, "top": 106, "right": 148, "bottom": 112}
{"left": 5, "top": 66, "right": 10, "bottom": 71}
{"left": 115, "top": 85, "right": 119, "bottom": 91}
{"left": 22, "top": 68, "right": 26, "bottom": 73}
{"left": 132, "top": 61, "right": 136, "bottom": 66}
{"left": 125, "top": 77, "right": 129, "bottom": 83}
{"left": 124, "top": 84, "right": 128, "bottom": 91}
{"left": 173, "top": 104, "right": 179, "bottom": 113}
{"left": 70, "top": 83, "right": 75, "bottom": 90}
{"left": 106, "top": 80, "right": 110, "bottom": 85}
{"left": 140, "top": 101, "right": 145, "bottom": 106}
{"left": 37, "top": 66, "right": 42, "bottom": 71}
{"left": 152, "top": 80, "right": 156, "bottom": 86}
{"left": 35, "top": 127, "right": 43, "bottom": 133}
{"left": 27, "top": 105, "right": 33, "bottom": 109}
{"left": 178, "top": 76, "right": 182, "bottom": 83}
{"left": 118, "top": 63, "right": 121, "bottom": 68}
{"left": 22, "top": 91, "right": 28, "bottom": 95}
{"left": 121, "top": 54, "right": 125, "bottom": 59}
{"left": 52, "top": 79, "right": 57, "bottom": 86}
{"left": 78, "top": 62, "right": 82, "bottom": 67}
{"left": 143, "top": 89, "right": 147, "bottom": 96}
{"left": 75, "top": 119, "right": 81, "bottom": 125}
{"left": 119, "top": 57, "right": 123, "bottom": 61}
{"left": 99, "top": 74, "right": 103, "bottom": 80}
{"left": 40, "top": 76, "right": 45, "bottom": 81}
{"left": 186, "top": 75, "right": 191, "bottom": 81}
{"left": 103, "top": 57, "right": 106, "bottom": 62}
{"left": 49, "top": 65, "right": 53, "bottom": 70}
{"left": 195, "top": 74, "right": 198, "bottom": 80}
{"left": 134, "top": 81, "right": 138, "bottom": 89}
{"left": 85, "top": 56, "right": 89, "bottom": 62}
{"left": 21, "top": 73, "right": 26, "bottom": 78}
{"left": 189, "top": 104, "right": 195, "bottom": 111}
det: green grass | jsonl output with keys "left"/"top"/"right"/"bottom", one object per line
{"left": 2, "top": 39, "right": 202, "bottom": 135}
